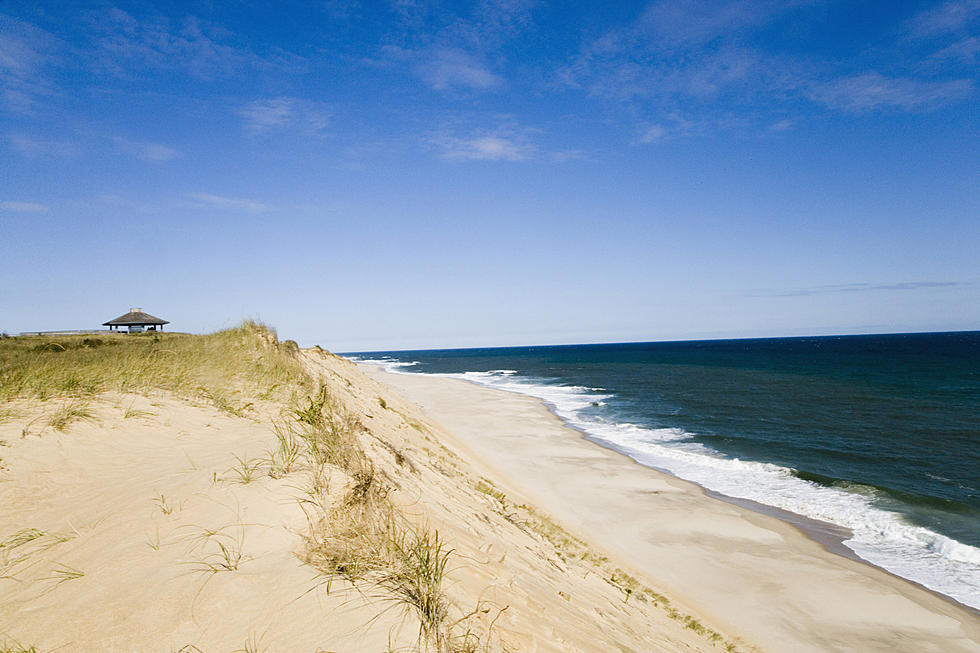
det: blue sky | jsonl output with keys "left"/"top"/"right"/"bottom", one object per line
{"left": 1, "top": 0, "right": 978, "bottom": 351}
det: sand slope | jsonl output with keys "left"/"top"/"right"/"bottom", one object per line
{"left": 1, "top": 351, "right": 737, "bottom": 652}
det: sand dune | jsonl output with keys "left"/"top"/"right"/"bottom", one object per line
{"left": 1, "top": 346, "right": 739, "bottom": 652}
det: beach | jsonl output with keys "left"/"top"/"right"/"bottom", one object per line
{"left": 2, "top": 327, "right": 977, "bottom": 652}
{"left": 0, "top": 332, "right": 747, "bottom": 652}
{"left": 362, "top": 363, "right": 980, "bottom": 653}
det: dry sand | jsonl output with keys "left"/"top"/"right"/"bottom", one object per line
{"left": 363, "top": 365, "right": 980, "bottom": 653}
{"left": 2, "top": 351, "right": 750, "bottom": 652}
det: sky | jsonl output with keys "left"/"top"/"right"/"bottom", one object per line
{"left": 1, "top": 0, "right": 978, "bottom": 351}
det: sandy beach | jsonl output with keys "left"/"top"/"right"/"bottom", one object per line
{"left": 1, "top": 333, "right": 748, "bottom": 652}
{"left": 2, "top": 326, "right": 977, "bottom": 652}
{"left": 363, "top": 364, "right": 980, "bottom": 653}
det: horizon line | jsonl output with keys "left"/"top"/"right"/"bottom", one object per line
{"left": 338, "top": 328, "right": 980, "bottom": 355}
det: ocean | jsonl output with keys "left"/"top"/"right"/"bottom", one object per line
{"left": 345, "top": 331, "right": 980, "bottom": 610}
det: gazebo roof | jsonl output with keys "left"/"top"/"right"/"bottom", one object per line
{"left": 103, "top": 308, "right": 170, "bottom": 326}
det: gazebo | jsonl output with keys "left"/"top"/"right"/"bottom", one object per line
{"left": 103, "top": 308, "right": 170, "bottom": 333}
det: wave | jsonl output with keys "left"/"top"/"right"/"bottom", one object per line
{"left": 352, "top": 362, "right": 980, "bottom": 610}
{"left": 346, "top": 356, "right": 420, "bottom": 370}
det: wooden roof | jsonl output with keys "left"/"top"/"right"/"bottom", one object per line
{"left": 103, "top": 309, "right": 169, "bottom": 326}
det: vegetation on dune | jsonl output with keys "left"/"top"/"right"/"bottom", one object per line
{"left": 0, "top": 322, "right": 475, "bottom": 652}
{"left": 0, "top": 322, "right": 310, "bottom": 414}
{"left": 0, "top": 639, "right": 40, "bottom": 653}
{"left": 0, "top": 323, "right": 738, "bottom": 652}
{"left": 291, "top": 385, "right": 483, "bottom": 652}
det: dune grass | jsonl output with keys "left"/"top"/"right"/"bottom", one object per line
{"left": 0, "top": 322, "right": 310, "bottom": 413}
{"left": 0, "top": 638, "right": 40, "bottom": 653}
{"left": 293, "top": 384, "right": 484, "bottom": 652}
{"left": 0, "top": 528, "right": 74, "bottom": 581}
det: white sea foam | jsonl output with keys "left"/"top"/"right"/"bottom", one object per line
{"left": 403, "top": 366, "right": 980, "bottom": 611}
{"left": 345, "top": 356, "right": 420, "bottom": 371}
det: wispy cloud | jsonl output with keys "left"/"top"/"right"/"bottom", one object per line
{"left": 906, "top": 0, "right": 980, "bottom": 39}
{"left": 0, "top": 200, "right": 49, "bottom": 213}
{"left": 555, "top": 3, "right": 814, "bottom": 137}
{"left": 113, "top": 137, "right": 178, "bottom": 161}
{"left": 432, "top": 131, "right": 534, "bottom": 161}
{"left": 90, "top": 8, "right": 279, "bottom": 81}
{"left": 635, "top": 0, "right": 813, "bottom": 48}
{"left": 635, "top": 114, "right": 706, "bottom": 143}
{"left": 808, "top": 72, "right": 973, "bottom": 112}
{"left": 382, "top": 0, "right": 533, "bottom": 93}
{"left": 139, "top": 143, "right": 178, "bottom": 161}
{"left": 926, "top": 36, "right": 980, "bottom": 65}
{"left": 773, "top": 281, "right": 974, "bottom": 297}
{"left": 239, "top": 97, "right": 330, "bottom": 133}
{"left": 379, "top": 44, "right": 502, "bottom": 93}
{"left": 416, "top": 47, "right": 502, "bottom": 91}
{"left": 638, "top": 124, "right": 668, "bottom": 143}
{"left": 8, "top": 134, "right": 77, "bottom": 158}
{"left": 0, "top": 15, "right": 60, "bottom": 112}
{"left": 559, "top": 0, "right": 977, "bottom": 137}
{"left": 186, "top": 192, "right": 271, "bottom": 212}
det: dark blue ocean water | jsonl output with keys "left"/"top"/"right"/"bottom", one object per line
{"left": 346, "top": 332, "right": 980, "bottom": 608}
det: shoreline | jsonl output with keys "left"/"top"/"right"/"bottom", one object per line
{"left": 577, "top": 428, "right": 980, "bottom": 617}
{"left": 361, "top": 362, "right": 980, "bottom": 652}
{"left": 372, "top": 363, "right": 980, "bottom": 616}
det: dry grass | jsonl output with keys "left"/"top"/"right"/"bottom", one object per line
{"left": 1, "top": 528, "right": 74, "bottom": 581}
{"left": 294, "top": 384, "right": 485, "bottom": 652}
{"left": 267, "top": 420, "right": 302, "bottom": 478}
{"left": 0, "top": 322, "right": 310, "bottom": 412}
{"left": 185, "top": 522, "right": 248, "bottom": 577}
{"left": 46, "top": 399, "right": 94, "bottom": 432}
{"left": 43, "top": 563, "right": 84, "bottom": 586}
{"left": 383, "top": 527, "right": 453, "bottom": 650}
{"left": 227, "top": 454, "right": 263, "bottom": 484}
{"left": 0, "top": 637, "right": 41, "bottom": 653}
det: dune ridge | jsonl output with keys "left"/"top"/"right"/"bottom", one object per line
{"left": 0, "top": 327, "right": 738, "bottom": 652}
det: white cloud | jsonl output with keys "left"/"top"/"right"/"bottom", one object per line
{"left": 91, "top": 9, "right": 284, "bottom": 81}
{"left": 138, "top": 143, "right": 178, "bottom": 161}
{"left": 809, "top": 72, "right": 973, "bottom": 112}
{"left": 907, "top": 0, "right": 980, "bottom": 38}
{"left": 0, "top": 201, "right": 49, "bottom": 213}
{"left": 113, "top": 137, "right": 178, "bottom": 161}
{"left": 636, "top": 114, "right": 702, "bottom": 143}
{"left": 9, "top": 134, "right": 77, "bottom": 158}
{"left": 637, "top": 0, "right": 813, "bottom": 49}
{"left": 639, "top": 124, "right": 668, "bottom": 142}
{"left": 187, "top": 192, "right": 270, "bottom": 212}
{"left": 770, "top": 118, "right": 793, "bottom": 131}
{"left": 239, "top": 97, "right": 330, "bottom": 133}
{"left": 416, "top": 48, "right": 502, "bottom": 91}
{"left": 549, "top": 149, "right": 590, "bottom": 162}
{"left": 435, "top": 133, "right": 532, "bottom": 161}
{"left": 928, "top": 36, "right": 980, "bottom": 65}
{"left": 0, "top": 16, "right": 59, "bottom": 112}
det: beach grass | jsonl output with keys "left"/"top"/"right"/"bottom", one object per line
{"left": 0, "top": 322, "right": 310, "bottom": 412}
{"left": 0, "top": 638, "right": 40, "bottom": 653}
